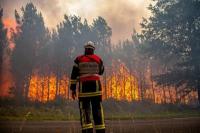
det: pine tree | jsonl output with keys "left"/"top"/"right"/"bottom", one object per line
{"left": 140, "top": 0, "right": 200, "bottom": 104}
{"left": 11, "top": 3, "right": 48, "bottom": 104}
{"left": 0, "top": 8, "right": 8, "bottom": 86}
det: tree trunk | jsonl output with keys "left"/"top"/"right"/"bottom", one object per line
{"left": 115, "top": 73, "right": 118, "bottom": 99}
{"left": 36, "top": 79, "right": 39, "bottom": 101}
{"left": 139, "top": 71, "right": 144, "bottom": 101}
{"left": 130, "top": 71, "right": 133, "bottom": 101}
{"left": 47, "top": 75, "right": 50, "bottom": 101}
{"left": 41, "top": 76, "right": 45, "bottom": 101}
{"left": 198, "top": 80, "right": 200, "bottom": 105}
{"left": 64, "top": 79, "right": 67, "bottom": 99}
{"left": 123, "top": 67, "right": 126, "bottom": 99}
{"left": 104, "top": 70, "right": 107, "bottom": 99}
{"left": 168, "top": 86, "right": 173, "bottom": 103}
{"left": 110, "top": 74, "right": 113, "bottom": 98}
{"left": 150, "top": 70, "right": 155, "bottom": 103}
{"left": 162, "top": 85, "right": 166, "bottom": 104}
{"left": 68, "top": 78, "right": 70, "bottom": 99}
{"left": 55, "top": 73, "right": 59, "bottom": 99}
{"left": 24, "top": 75, "right": 31, "bottom": 104}
{"left": 0, "top": 63, "right": 2, "bottom": 87}
{"left": 15, "top": 79, "right": 24, "bottom": 105}
{"left": 174, "top": 86, "right": 179, "bottom": 103}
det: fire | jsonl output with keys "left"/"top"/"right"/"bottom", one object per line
{"left": 29, "top": 74, "right": 69, "bottom": 102}
{"left": 27, "top": 62, "right": 197, "bottom": 103}
{"left": 3, "top": 18, "right": 16, "bottom": 34}
{"left": 28, "top": 63, "right": 140, "bottom": 102}
{"left": 144, "top": 68, "right": 198, "bottom": 104}
{"left": 3, "top": 18, "right": 16, "bottom": 49}
{"left": 0, "top": 18, "right": 16, "bottom": 96}
{"left": 0, "top": 19, "right": 197, "bottom": 104}
{"left": 103, "top": 62, "right": 139, "bottom": 101}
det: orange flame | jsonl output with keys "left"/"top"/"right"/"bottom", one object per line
{"left": 0, "top": 18, "right": 16, "bottom": 96}
{"left": 29, "top": 74, "right": 69, "bottom": 102}
{"left": 103, "top": 63, "right": 139, "bottom": 101}
{"left": 3, "top": 18, "right": 16, "bottom": 49}
{"left": 0, "top": 19, "right": 197, "bottom": 103}
{"left": 3, "top": 18, "right": 16, "bottom": 34}
{"left": 28, "top": 63, "right": 140, "bottom": 102}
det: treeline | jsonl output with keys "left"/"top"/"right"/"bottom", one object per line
{"left": 139, "top": 0, "right": 200, "bottom": 104}
{"left": 0, "top": 0, "right": 199, "bottom": 105}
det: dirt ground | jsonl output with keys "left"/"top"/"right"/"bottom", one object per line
{"left": 0, "top": 117, "right": 200, "bottom": 133}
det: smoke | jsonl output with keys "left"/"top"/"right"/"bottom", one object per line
{"left": 95, "top": 0, "right": 152, "bottom": 43}
{"left": 0, "top": 0, "right": 152, "bottom": 96}
{"left": 1, "top": 0, "right": 152, "bottom": 44}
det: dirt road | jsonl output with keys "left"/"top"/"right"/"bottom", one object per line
{"left": 0, "top": 117, "right": 200, "bottom": 133}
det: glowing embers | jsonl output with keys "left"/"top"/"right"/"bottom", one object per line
{"left": 28, "top": 74, "right": 69, "bottom": 102}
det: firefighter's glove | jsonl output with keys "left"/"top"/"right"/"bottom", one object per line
{"left": 71, "top": 90, "right": 76, "bottom": 100}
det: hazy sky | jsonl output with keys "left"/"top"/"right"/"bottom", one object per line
{"left": 1, "top": 0, "right": 152, "bottom": 44}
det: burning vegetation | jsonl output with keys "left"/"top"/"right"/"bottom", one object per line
{"left": 28, "top": 63, "right": 139, "bottom": 102}
{"left": 0, "top": 1, "right": 200, "bottom": 105}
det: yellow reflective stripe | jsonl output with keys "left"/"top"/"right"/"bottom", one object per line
{"left": 82, "top": 123, "right": 93, "bottom": 130}
{"left": 79, "top": 91, "right": 102, "bottom": 95}
{"left": 82, "top": 126, "right": 93, "bottom": 130}
{"left": 95, "top": 124, "right": 105, "bottom": 130}
{"left": 79, "top": 101, "right": 84, "bottom": 125}
{"left": 70, "top": 80, "right": 77, "bottom": 84}
{"left": 79, "top": 93, "right": 101, "bottom": 97}
{"left": 83, "top": 123, "right": 93, "bottom": 128}
{"left": 96, "top": 80, "right": 99, "bottom": 92}
{"left": 100, "top": 102, "right": 105, "bottom": 125}
{"left": 79, "top": 91, "right": 102, "bottom": 97}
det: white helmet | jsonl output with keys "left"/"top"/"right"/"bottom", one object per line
{"left": 84, "top": 41, "right": 95, "bottom": 50}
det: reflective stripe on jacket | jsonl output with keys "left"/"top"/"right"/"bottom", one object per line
{"left": 76, "top": 54, "right": 102, "bottom": 81}
{"left": 70, "top": 54, "right": 104, "bottom": 97}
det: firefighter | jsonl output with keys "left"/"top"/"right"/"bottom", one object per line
{"left": 70, "top": 41, "right": 105, "bottom": 133}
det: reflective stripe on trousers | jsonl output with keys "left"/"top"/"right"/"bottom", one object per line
{"left": 79, "top": 101, "right": 93, "bottom": 130}
{"left": 79, "top": 96, "right": 105, "bottom": 133}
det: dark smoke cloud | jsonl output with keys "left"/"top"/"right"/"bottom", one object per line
{"left": 1, "top": 0, "right": 152, "bottom": 43}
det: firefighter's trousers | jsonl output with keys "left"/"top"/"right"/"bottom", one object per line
{"left": 79, "top": 96, "right": 105, "bottom": 133}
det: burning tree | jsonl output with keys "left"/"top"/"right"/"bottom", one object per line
{"left": 140, "top": 0, "right": 200, "bottom": 104}
{"left": 11, "top": 3, "right": 49, "bottom": 104}
{"left": 0, "top": 8, "right": 8, "bottom": 88}
{"left": 0, "top": 1, "right": 198, "bottom": 105}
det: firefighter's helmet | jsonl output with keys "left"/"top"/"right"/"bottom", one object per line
{"left": 84, "top": 41, "right": 95, "bottom": 50}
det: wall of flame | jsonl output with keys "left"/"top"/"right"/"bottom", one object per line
{"left": 1, "top": 18, "right": 197, "bottom": 103}
{"left": 28, "top": 63, "right": 139, "bottom": 102}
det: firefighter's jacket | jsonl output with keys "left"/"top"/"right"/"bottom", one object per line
{"left": 70, "top": 54, "right": 104, "bottom": 98}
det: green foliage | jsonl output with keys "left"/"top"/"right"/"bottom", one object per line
{"left": 5, "top": 2, "right": 113, "bottom": 104}
{"left": 0, "top": 8, "right": 8, "bottom": 82}
{"left": 0, "top": 99, "right": 199, "bottom": 121}
{"left": 11, "top": 3, "right": 49, "bottom": 104}
{"left": 140, "top": 0, "right": 200, "bottom": 103}
{"left": 92, "top": 16, "right": 112, "bottom": 65}
{"left": 1, "top": 1, "right": 199, "bottom": 105}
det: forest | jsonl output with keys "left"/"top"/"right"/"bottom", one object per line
{"left": 0, "top": 0, "right": 200, "bottom": 106}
